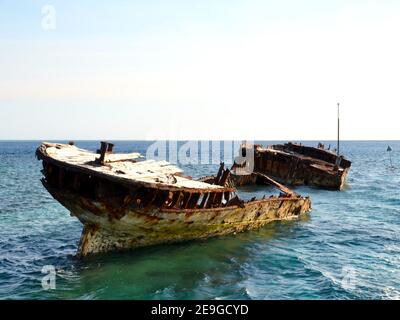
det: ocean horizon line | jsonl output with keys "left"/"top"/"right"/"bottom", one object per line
{"left": 1, "top": 139, "right": 400, "bottom": 142}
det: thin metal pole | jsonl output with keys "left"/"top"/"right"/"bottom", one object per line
{"left": 337, "top": 103, "right": 340, "bottom": 156}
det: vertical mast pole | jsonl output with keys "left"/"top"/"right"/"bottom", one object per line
{"left": 337, "top": 103, "right": 340, "bottom": 156}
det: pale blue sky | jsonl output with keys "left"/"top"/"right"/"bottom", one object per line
{"left": 1, "top": 0, "right": 400, "bottom": 140}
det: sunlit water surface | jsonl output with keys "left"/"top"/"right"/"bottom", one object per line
{"left": 0, "top": 141, "right": 399, "bottom": 300}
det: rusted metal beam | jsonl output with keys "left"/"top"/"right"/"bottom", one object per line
{"left": 169, "top": 191, "right": 182, "bottom": 208}
{"left": 187, "top": 193, "right": 201, "bottom": 209}
{"left": 199, "top": 193, "right": 209, "bottom": 208}
{"left": 255, "top": 172, "right": 297, "bottom": 196}
{"left": 210, "top": 169, "right": 231, "bottom": 207}
{"left": 214, "top": 162, "right": 225, "bottom": 184}
{"left": 205, "top": 192, "right": 216, "bottom": 208}
{"left": 97, "top": 142, "right": 108, "bottom": 165}
{"left": 218, "top": 169, "right": 230, "bottom": 186}
{"left": 182, "top": 192, "right": 192, "bottom": 209}
{"left": 223, "top": 191, "right": 231, "bottom": 206}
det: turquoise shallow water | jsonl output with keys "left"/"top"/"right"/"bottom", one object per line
{"left": 0, "top": 141, "right": 399, "bottom": 300}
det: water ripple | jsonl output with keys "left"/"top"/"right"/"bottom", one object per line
{"left": 0, "top": 141, "right": 399, "bottom": 299}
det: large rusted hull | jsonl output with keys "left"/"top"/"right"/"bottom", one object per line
{"left": 233, "top": 143, "right": 352, "bottom": 190}
{"left": 43, "top": 182, "right": 311, "bottom": 256}
{"left": 36, "top": 142, "right": 312, "bottom": 257}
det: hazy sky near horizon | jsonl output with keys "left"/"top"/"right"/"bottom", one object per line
{"left": 1, "top": 0, "right": 399, "bottom": 140}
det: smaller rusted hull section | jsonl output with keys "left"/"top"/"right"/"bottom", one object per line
{"left": 233, "top": 142, "right": 352, "bottom": 190}
{"left": 233, "top": 168, "right": 350, "bottom": 190}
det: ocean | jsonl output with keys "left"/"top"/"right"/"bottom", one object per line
{"left": 0, "top": 141, "right": 399, "bottom": 300}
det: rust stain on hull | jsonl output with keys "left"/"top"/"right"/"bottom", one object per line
{"left": 45, "top": 184, "right": 311, "bottom": 257}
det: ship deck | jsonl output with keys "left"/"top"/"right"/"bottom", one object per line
{"left": 37, "top": 142, "right": 230, "bottom": 192}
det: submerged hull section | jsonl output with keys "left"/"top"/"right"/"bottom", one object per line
{"left": 44, "top": 182, "right": 311, "bottom": 256}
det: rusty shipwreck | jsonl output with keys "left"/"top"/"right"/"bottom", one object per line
{"left": 232, "top": 142, "right": 352, "bottom": 190}
{"left": 36, "top": 142, "right": 311, "bottom": 257}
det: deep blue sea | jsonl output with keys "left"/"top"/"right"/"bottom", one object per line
{"left": 0, "top": 141, "right": 399, "bottom": 300}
